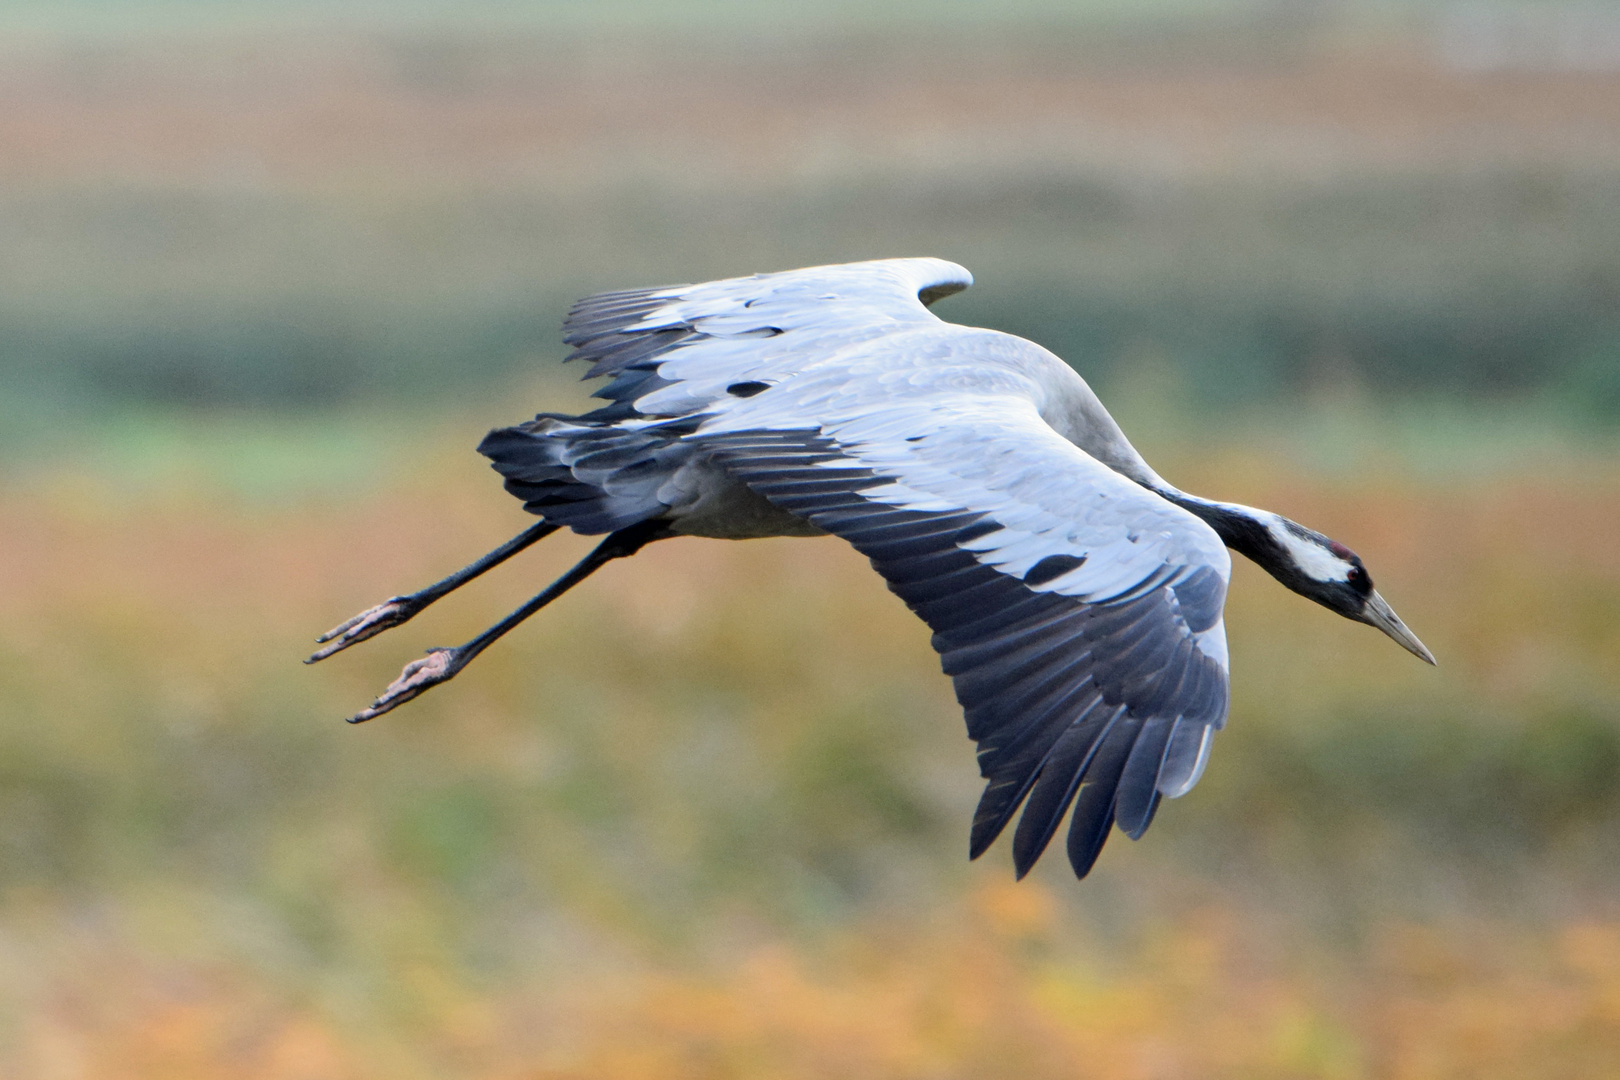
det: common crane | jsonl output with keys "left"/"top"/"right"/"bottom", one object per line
{"left": 309, "top": 258, "right": 1433, "bottom": 880}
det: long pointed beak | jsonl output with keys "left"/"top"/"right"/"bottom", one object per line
{"left": 1361, "top": 590, "right": 1436, "bottom": 665}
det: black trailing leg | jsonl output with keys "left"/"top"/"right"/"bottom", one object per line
{"left": 308, "top": 521, "right": 559, "bottom": 663}
{"left": 345, "top": 520, "right": 671, "bottom": 724}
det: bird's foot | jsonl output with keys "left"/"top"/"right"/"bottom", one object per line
{"left": 347, "top": 647, "right": 464, "bottom": 723}
{"left": 307, "top": 596, "right": 424, "bottom": 663}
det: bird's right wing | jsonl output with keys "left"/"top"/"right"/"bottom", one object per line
{"left": 695, "top": 388, "right": 1232, "bottom": 880}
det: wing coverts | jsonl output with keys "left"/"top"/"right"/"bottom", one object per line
{"left": 558, "top": 258, "right": 973, "bottom": 421}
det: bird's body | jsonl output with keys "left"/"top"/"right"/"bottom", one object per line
{"left": 549, "top": 324, "right": 1160, "bottom": 541}
{"left": 312, "top": 258, "right": 1432, "bottom": 880}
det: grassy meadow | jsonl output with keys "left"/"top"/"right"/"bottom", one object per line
{"left": 2, "top": 2, "right": 1620, "bottom": 1076}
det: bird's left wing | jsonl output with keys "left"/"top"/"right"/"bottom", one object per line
{"left": 697, "top": 390, "right": 1232, "bottom": 880}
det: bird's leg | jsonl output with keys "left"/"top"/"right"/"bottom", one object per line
{"left": 308, "top": 521, "right": 559, "bottom": 663}
{"left": 346, "top": 520, "right": 670, "bottom": 723}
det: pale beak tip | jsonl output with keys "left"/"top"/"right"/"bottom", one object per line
{"left": 1365, "top": 590, "right": 1436, "bottom": 667}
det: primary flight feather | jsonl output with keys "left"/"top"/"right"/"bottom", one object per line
{"left": 309, "top": 258, "right": 1433, "bottom": 881}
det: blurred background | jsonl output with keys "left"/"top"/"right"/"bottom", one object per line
{"left": 2, "top": 0, "right": 1619, "bottom": 1075}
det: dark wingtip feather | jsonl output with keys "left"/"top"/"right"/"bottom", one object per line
{"left": 1066, "top": 803, "right": 1115, "bottom": 880}
{"left": 969, "top": 770, "right": 1042, "bottom": 862}
{"left": 1010, "top": 750, "right": 1085, "bottom": 876}
{"left": 1113, "top": 715, "right": 1175, "bottom": 839}
{"left": 1124, "top": 790, "right": 1162, "bottom": 841}
{"left": 1065, "top": 723, "right": 1137, "bottom": 879}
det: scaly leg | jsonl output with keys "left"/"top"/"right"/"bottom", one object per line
{"left": 308, "top": 521, "right": 559, "bottom": 663}
{"left": 345, "top": 520, "right": 670, "bottom": 723}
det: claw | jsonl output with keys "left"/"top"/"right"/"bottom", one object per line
{"left": 307, "top": 598, "right": 419, "bottom": 663}
{"left": 348, "top": 648, "right": 461, "bottom": 723}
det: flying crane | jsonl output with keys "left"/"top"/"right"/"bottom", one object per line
{"left": 309, "top": 258, "right": 1434, "bottom": 880}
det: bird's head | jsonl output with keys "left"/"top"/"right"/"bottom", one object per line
{"left": 1254, "top": 513, "right": 1435, "bottom": 664}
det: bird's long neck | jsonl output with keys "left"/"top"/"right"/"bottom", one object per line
{"left": 1144, "top": 484, "right": 1286, "bottom": 570}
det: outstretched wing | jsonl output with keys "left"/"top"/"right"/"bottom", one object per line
{"left": 697, "top": 390, "right": 1231, "bottom": 880}
{"left": 560, "top": 258, "right": 973, "bottom": 421}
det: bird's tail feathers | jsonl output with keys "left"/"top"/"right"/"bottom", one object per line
{"left": 478, "top": 415, "right": 699, "bottom": 535}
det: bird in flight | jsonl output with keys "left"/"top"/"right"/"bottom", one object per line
{"left": 310, "top": 258, "right": 1433, "bottom": 880}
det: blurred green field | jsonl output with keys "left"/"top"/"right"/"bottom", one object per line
{"left": 3, "top": 1, "right": 1620, "bottom": 428}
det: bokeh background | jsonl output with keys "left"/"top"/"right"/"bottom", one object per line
{"left": 3, "top": 0, "right": 1619, "bottom": 1075}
